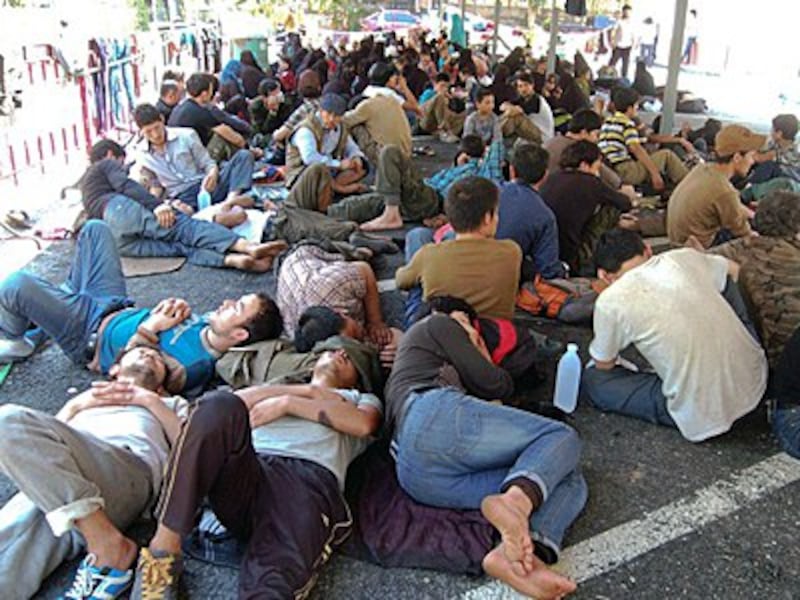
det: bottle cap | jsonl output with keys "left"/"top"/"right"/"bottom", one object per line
{"left": 567, "top": 343, "right": 579, "bottom": 352}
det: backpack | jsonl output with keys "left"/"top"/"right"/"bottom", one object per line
{"left": 516, "top": 275, "right": 606, "bottom": 324}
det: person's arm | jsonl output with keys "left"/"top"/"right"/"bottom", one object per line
{"left": 342, "top": 134, "right": 366, "bottom": 163}
{"left": 292, "top": 127, "right": 342, "bottom": 168}
{"left": 103, "top": 161, "right": 161, "bottom": 211}
{"left": 478, "top": 140, "right": 505, "bottom": 182}
{"left": 715, "top": 190, "right": 752, "bottom": 239}
{"left": 235, "top": 382, "right": 320, "bottom": 409}
{"left": 462, "top": 113, "right": 478, "bottom": 138}
{"left": 647, "top": 132, "right": 694, "bottom": 154}
{"left": 211, "top": 123, "right": 247, "bottom": 149}
{"left": 249, "top": 390, "right": 382, "bottom": 437}
{"left": 588, "top": 301, "right": 626, "bottom": 371}
{"left": 273, "top": 103, "right": 312, "bottom": 143}
{"left": 342, "top": 102, "right": 369, "bottom": 129}
{"left": 628, "top": 141, "right": 664, "bottom": 189}
{"left": 354, "top": 262, "right": 391, "bottom": 345}
{"left": 595, "top": 177, "right": 633, "bottom": 212}
{"left": 186, "top": 129, "right": 217, "bottom": 176}
{"left": 395, "top": 245, "right": 426, "bottom": 290}
{"left": 492, "top": 115, "right": 504, "bottom": 144}
{"left": 430, "top": 316, "right": 514, "bottom": 399}
{"left": 136, "top": 298, "right": 192, "bottom": 338}
{"left": 533, "top": 216, "right": 565, "bottom": 279}
{"left": 599, "top": 163, "right": 623, "bottom": 189}
{"left": 394, "top": 77, "right": 422, "bottom": 115}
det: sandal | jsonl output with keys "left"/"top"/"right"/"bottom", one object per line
{"left": 412, "top": 145, "right": 436, "bottom": 157}
{"left": 4, "top": 210, "right": 32, "bottom": 230}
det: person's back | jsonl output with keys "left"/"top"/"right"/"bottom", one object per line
{"left": 593, "top": 247, "right": 767, "bottom": 440}
{"left": 168, "top": 98, "right": 220, "bottom": 146}
{"left": 344, "top": 89, "right": 412, "bottom": 157}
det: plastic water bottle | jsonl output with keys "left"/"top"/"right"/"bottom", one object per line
{"left": 197, "top": 189, "right": 212, "bottom": 211}
{"left": 553, "top": 343, "right": 582, "bottom": 413}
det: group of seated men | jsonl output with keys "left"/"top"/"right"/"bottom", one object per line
{"left": 0, "top": 26, "right": 798, "bottom": 600}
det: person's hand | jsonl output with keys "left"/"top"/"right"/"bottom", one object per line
{"left": 620, "top": 184, "right": 638, "bottom": 202}
{"left": 378, "top": 328, "right": 402, "bottom": 369}
{"left": 143, "top": 298, "right": 192, "bottom": 333}
{"left": 680, "top": 138, "right": 695, "bottom": 154}
{"left": 154, "top": 203, "right": 176, "bottom": 228}
{"left": 650, "top": 172, "right": 665, "bottom": 191}
{"left": 90, "top": 379, "right": 159, "bottom": 409}
{"left": 171, "top": 200, "right": 195, "bottom": 216}
{"left": 339, "top": 158, "right": 355, "bottom": 171}
{"left": 203, "top": 169, "right": 219, "bottom": 193}
{"left": 249, "top": 395, "right": 289, "bottom": 428}
{"left": 250, "top": 147, "right": 264, "bottom": 159}
{"left": 367, "top": 321, "right": 392, "bottom": 347}
{"left": 262, "top": 199, "right": 277, "bottom": 212}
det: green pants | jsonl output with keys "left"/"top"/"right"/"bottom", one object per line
{"left": 614, "top": 149, "right": 689, "bottom": 187}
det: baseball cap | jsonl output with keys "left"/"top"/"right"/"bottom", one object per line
{"left": 715, "top": 124, "right": 766, "bottom": 157}
{"left": 319, "top": 93, "right": 348, "bottom": 116}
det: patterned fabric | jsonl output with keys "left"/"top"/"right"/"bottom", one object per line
{"left": 281, "top": 98, "right": 321, "bottom": 136}
{"left": 768, "top": 139, "right": 800, "bottom": 181}
{"left": 276, "top": 245, "right": 367, "bottom": 338}
{"left": 598, "top": 111, "right": 641, "bottom": 165}
{"left": 714, "top": 236, "right": 800, "bottom": 367}
{"left": 425, "top": 140, "right": 504, "bottom": 198}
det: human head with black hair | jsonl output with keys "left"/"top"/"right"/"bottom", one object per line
{"left": 415, "top": 295, "right": 478, "bottom": 323}
{"left": 207, "top": 293, "right": 282, "bottom": 349}
{"left": 622, "top": 4, "right": 632, "bottom": 17}
{"left": 515, "top": 71, "right": 536, "bottom": 98}
{"left": 297, "top": 69, "right": 322, "bottom": 99}
{"left": 772, "top": 114, "right": 799, "bottom": 144}
{"left": 510, "top": 143, "right": 549, "bottom": 186}
{"left": 455, "top": 134, "right": 485, "bottom": 166}
{"left": 185, "top": 72, "right": 214, "bottom": 102}
{"left": 159, "top": 80, "right": 181, "bottom": 108}
{"left": 567, "top": 108, "right": 604, "bottom": 141}
{"left": 162, "top": 69, "right": 185, "bottom": 98}
{"left": 294, "top": 306, "right": 364, "bottom": 352}
{"left": 559, "top": 140, "right": 602, "bottom": 174}
{"left": 475, "top": 87, "right": 495, "bottom": 115}
{"left": 754, "top": 190, "right": 800, "bottom": 239}
{"left": 134, "top": 103, "right": 167, "bottom": 147}
{"left": 88, "top": 139, "right": 125, "bottom": 164}
{"left": 444, "top": 176, "right": 500, "bottom": 236}
{"left": 594, "top": 228, "right": 651, "bottom": 283}
{"left": 368, "top": 62, "right": 398, "bottom": 87}
{"left": 612, "top": 87, "right": 640, "bottom": 116}
{"left": 108, "top": 345, "right": 169, "bottom": 393}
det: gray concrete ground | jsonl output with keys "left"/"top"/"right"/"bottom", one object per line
{"left": 1, "top": 140, "right": 799, "bottom": 599}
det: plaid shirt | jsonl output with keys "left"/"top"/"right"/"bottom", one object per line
{"left": 276, "top": 245, "right": 367, "bottom": 338}
{"left": 425, "top": 140, "right": 504, "bottom": 198}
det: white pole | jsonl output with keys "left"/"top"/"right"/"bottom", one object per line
{"left": 660, "top": 0, "right": 689, "bottom": 135}
{"left": 546, "top": 0, "right": 558, "bottom": 74}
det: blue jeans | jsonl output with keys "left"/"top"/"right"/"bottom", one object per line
{"left": 403, "top": 227, "right": 434, "bottom": 328}
{"left": 103, "top": 195, "right": 240, "bottom": 267}
{"left": 770, "top": 327, "right": 800, "bottom": 457}
{"left": 394, "top": 388, "right": 587, "bottom": 557}
{"left": 175, "top": 149, "right": 255, "bottom": 208}
{"left": 0, "top": 220, "right": 132, "bottom": 364}
{"left": 772, "top": 402, "right": 800, "bottom": 459}
{"left": 581, "top": 366, "right": 676, "bottom": 427}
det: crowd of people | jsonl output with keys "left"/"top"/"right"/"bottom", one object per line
{"left": 0, "top": 22, "right": 798, "bottom": 600}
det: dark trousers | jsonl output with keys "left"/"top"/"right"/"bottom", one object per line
{"left": 608, "top": 46, "right": 632, "bottom": 79}
{"left": 156, "top": 391, "right": 351, "bottom": 600}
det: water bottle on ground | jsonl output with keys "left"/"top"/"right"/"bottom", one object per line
{"left": 197, "top": 189, "right": 212, "bottom": 211}
{"left": 553, "top": 343, "right": 581, "bottom": 414}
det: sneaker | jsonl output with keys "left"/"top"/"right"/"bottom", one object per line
{"left": 131, "top": 548, "right": 183, "bottom": 600}
{"left": 63, "top": 554, "right": 133, "bottom": 599}
{"left": 0, "top": 336, "right": 36, "bottom": 363}
{"left": 438, "top": 131, "right": 460, "bottom": 144}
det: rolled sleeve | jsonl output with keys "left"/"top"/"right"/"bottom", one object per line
{"left": 188, "top": 130, "right": 216, "bottom": 175}
{"left": 46, "top": 496, "right": 105, "bottom": 537}
{"left": 589, "top": 301, "right": 626, "bottom": 363}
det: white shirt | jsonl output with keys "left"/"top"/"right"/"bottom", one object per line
{"left": 194, "top": 206, "right": 271, "bottom": 244}
{"left": 362, "top": 84, "right": 405, "bottom": 105}
{"left": 615, "top": 17, "right": 636, "bottom": 48}
{"left": 528, "top": 96, "right": 555, "bottom": 142}
{"left": 589, "top": 249, "right": 768, "bottom": 442}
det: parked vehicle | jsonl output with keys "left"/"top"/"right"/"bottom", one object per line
{"left": 361, "top": 9, "right": 422, "bottom": 32}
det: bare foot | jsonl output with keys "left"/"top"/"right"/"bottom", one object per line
{"left": 224, "top": 254, "right": 274, "bottom": 272}
{"left": 248, "top": 239, "right": 289, "bottom": 259}
{"left": 483, "top": 544, "right": 576, "bottom": 600}
{"left": 214, "top": 208, "right": 248, "bottom": 229}
{"left": 481, "top": 489, "right": 535, "bottom": 574}
{"left": 91, "top": 534, "right": 138, "bottom": 571}
{"left": 225, "top": 193, "right": 256, "bottom": 208}
{"left": 361, "top": 214, "right": 403, "bottom": 232}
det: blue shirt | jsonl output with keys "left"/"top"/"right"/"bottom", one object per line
{"left": 99, "top": 309, "right": 219, "bottom": 394}
{"left": 496, "top": 181, "right": 565, "bottom": 279}
{"left": 425, "top": 140, "right": 504, "bottom": 198}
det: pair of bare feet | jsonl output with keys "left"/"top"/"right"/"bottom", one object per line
{"left": 361, "top": 205, "right": 404, "bottom": 232}
{"left": 481, "top": 488, "right": 576, "bottom": 599}
{"left": 224, "top": 239, "right": 288, "bottom": 272}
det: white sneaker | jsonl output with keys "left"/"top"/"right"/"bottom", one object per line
{"left": 438, "top": 131, "right": 460, "bottom": 144}
{"left": 0, "top": 337, "right": 36, "bottom": 363}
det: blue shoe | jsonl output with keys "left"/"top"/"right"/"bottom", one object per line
{"left": 63, "top": 554, "right": 133, "bottom": 600}
{"left": 0, "top": 337, "right": 35, "bottom": 363}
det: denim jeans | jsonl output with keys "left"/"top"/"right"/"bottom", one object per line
{"left": 772, "top": 402, "right": 800, "bottom": 459}
{"left": 175, "top": 149, "right": 255, "bottom": 208}
{"left": 403, "top": 226, "right": 434, "bottom": 328}
{"left": 393, "top": 388, "right": 587, "bottom": 557}
{"left": 0, "top": 220, "right": 132, "bottom": 364}
{"left": 0, "top": 404, "right": 153, "bottom": 600}
{"left": 103, "top": 195, "right": 240, "bottom": 267}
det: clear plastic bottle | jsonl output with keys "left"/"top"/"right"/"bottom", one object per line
{"left": 197, "top": 189, "right": 212, "bottom": 211}
{"left": 553, "top": 343, "right": 582, "bottom": 413}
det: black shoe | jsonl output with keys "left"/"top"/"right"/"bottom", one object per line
{"left": 349, "top": 232, "right": 400, "bottom": 255}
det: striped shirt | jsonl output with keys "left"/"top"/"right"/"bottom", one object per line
{"left": 598, "top": 112, "right": 641, "bottom": 165}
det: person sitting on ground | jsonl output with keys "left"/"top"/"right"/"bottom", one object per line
{"left": 418, "top": 72, "right": 466, "bottom": 142}
{"left": 167, "top": 73, "right": 247, "bottom": 150}
{"left": 500, "top": 71, "right": 555, "bottom": 144}
{"left": 544, "top": 108, "right": 636, "bottom": 197}
{"left": 155, "top": 79, "right": 182, "bottom": 124}
{"left": 581, "top": 229, "right": 768, "bottom": 442}
{"left": 0, "top": 346, "right": 186, "bottom": 600}
{"left": 128, "top": 349, "right": 382, "bottom": 599}
{"left": 343, "top": 62, "right": 415, "bottom": 165}
{"left": 770, "top": 326, "right": 800, "bottom": 459}
{"left": 81, "top": 139, "right": 286, "bottom": 272}
{"left": 497, "top": 143, "right": 565, "bottom": 280}
{"left": 463, "top": 86, "right": 503, "bottom": 145}
{"left": 752, "top": 113, "right": 800, "bottom": 183}
{"left": 271, "top": 69, "right": 323, "bottom": 148}
{"left": 540, "top": 140, "right": 636, "bottom": 276}
{"left": 284, "top": 93, "right": 368, "bottom": 205}
{"left": 0, "top": 220, "right": 282, "bottom": 394}
{"left": 276, "top": 244, "right": 392, "bottom": 343}
{"left": 667, "top": 124, "right": 764, "bottom": 248}
{"left": 134, "top": 104, "right": 256, "bottom": 213}
{"left": 386, "top": 301, "right": 585, "bottom": 600}
{"left": 238, "top": 49, "right": 267, "bottom": 99}
{"left": 397, "top": 176, "right": 521, "bottom": 324}
{"left": 248, "top": 78, "right": 296, "bottom": 143}
{"left": 711, "top": 190, "right": 800, "bottom": 368}
{"left": 598, "top": 87, "right": 688, "bottom": 191}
